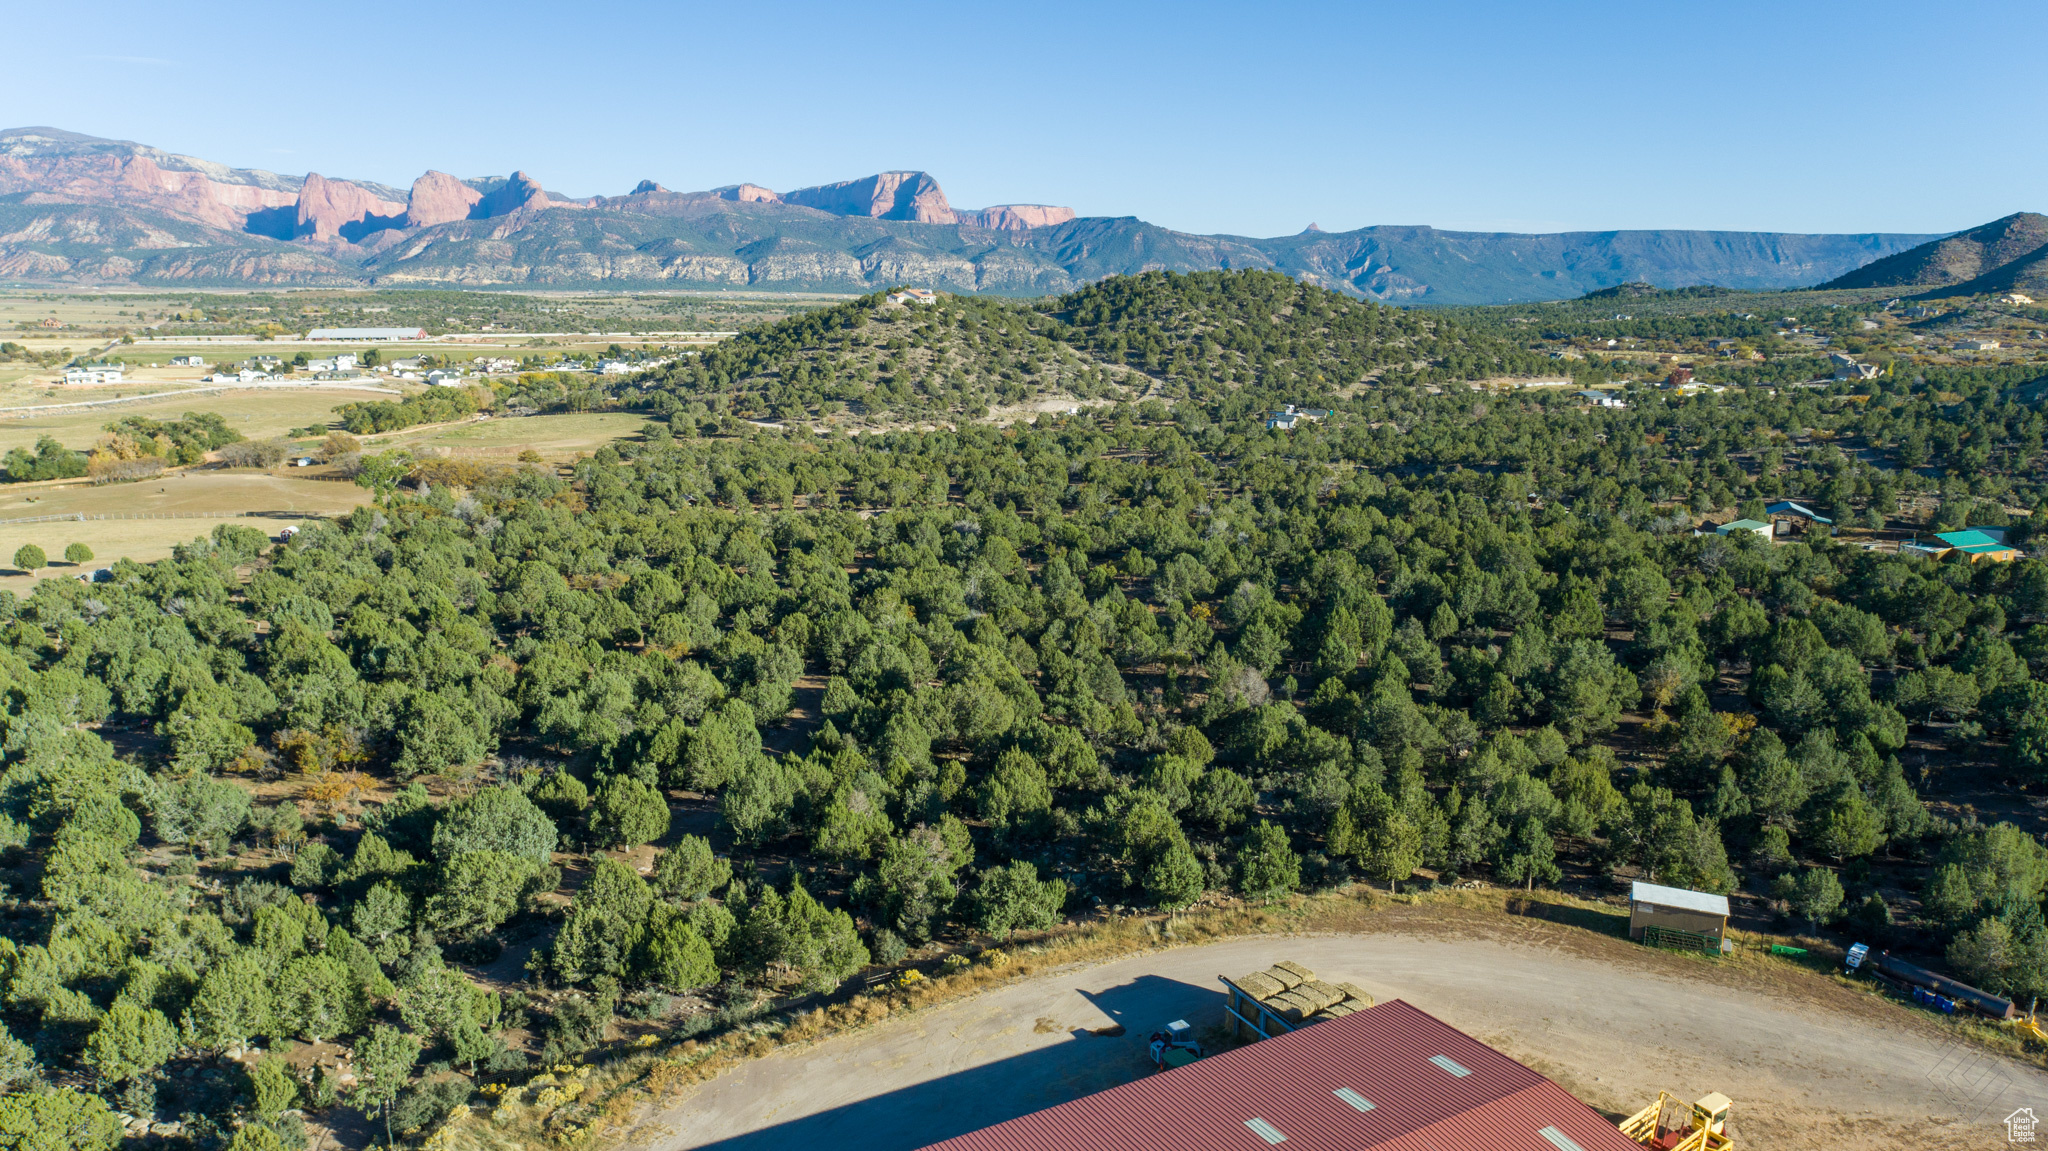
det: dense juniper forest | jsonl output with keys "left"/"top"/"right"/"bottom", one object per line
{"left": 6, "top": 270, "right": 2048, "bottom": 1149}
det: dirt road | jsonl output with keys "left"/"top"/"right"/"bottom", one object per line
{"left": 622, "top": 933, "right": 2044, "bottom": 1151}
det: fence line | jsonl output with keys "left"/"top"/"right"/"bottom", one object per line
{"left": 0, "top": 510, "right": 330, "bottom": 526}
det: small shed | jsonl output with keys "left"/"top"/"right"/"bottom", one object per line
{"left": 1629, "top": 881, "right": 1730, "bottom": 950}
{"left": 1715, "top": 518, "right": 1772, "bottom": 539}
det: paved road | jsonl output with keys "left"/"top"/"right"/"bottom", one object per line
{"left": 622, "top": 934, "right": 2047, "bottom": 1151}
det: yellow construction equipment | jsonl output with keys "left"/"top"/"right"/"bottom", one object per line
{"left": 1619, "top": 1091, "right": 1733, "bottom": 1151}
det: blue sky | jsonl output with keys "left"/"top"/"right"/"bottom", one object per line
{"left": 7, "top": 0, "right": 2042, "bottom": 238}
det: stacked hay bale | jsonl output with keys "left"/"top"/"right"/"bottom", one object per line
{"left": 1231, "top": 961, "right": 1376, "bottom": 1028}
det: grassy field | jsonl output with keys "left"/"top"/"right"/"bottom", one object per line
{"left": 0, "top": 471, "right": 371, "bottom": 589}
{"left": 0, "top": 385, "right": 404, "bottom": 454}
{"left": 376, "top": 410, "right": 649, "bottom": 457}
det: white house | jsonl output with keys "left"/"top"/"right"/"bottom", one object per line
{"left": 2002, "top": 294, "right": 2035, "bottom": 305}
{"left": 63, "top": 364, "right": 124, "bottom": 385}
{"left": 887, "top": 289, "right": 938, "bottom": 305}
{"left": 426, "top": 370, "right": 466, "bottom": 387}
{"left": 1956, "top": 339, "right": 2001, "bottom": 351}
{"left": 1576, "top": 389, "right": 1626, "bottom": 408}
{"left": 598, "top": 360, "right": 636, "bottom": 375}
{"left": 168, "top": 355, "right": 206, "bottom": 367}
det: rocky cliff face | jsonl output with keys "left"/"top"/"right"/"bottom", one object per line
{"left": 473, "top": 171, "right": 553, "bottom": 219}
{"left": 293, "top": 173, "right": 406, "bottom": 240}
{"left": 0, "top": 127, "right": 300, "bottom": 230}
{"left": 403, "top": 171, "right": 484, "bottom": 228}
{"left": 1820, "top": 212, "right": 2048, "bottom": 289}
{"left": 714, "top": 184, "right": 781, "bottom": 203}
{"left": 959, "top": 204, "right": 1078, "bottom": 230}
{"left": 781, "top": 171, "right": 957, "bottom": 223}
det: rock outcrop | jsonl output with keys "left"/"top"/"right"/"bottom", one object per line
{"left": 1820, "top": 212, "right": 2048, "bottom": 289}
{"left": 713, "top": 184, "right": 780, "bottom": 203}
{"left": 293, "top": 173, "right": 406, "bottom": 241}
{"left": 958, "top": 204, "right": 1077, "bottom": 230}
{"left": 403, "top": 171, "right": 484, "bottom": 228}
{"left": 473, "top": 171, "right": 552, "bottom": 218}
{"left": 782, "top": 171, "right": 957, "bottom": 223}
{"left": 630, "top": 180, "right": 668, "bottom": 195}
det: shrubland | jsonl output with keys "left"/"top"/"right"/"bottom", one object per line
{"left": 0, "top": 271, "right": 2043, "bottom": 1149}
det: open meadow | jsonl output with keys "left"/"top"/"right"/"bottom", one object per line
{"left": 0, "top": 470, "right": 371, "bottom": 588}
{"left": 0, "top": 384, "right": 403, "bottom": 454}
{"left": 373, "top": 410, "right": 649, "bottom": 458}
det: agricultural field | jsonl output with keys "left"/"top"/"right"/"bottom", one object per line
{"left": 0, "top": 385, "right": 400, "bottom": 455}
{"left": 0, "top": 471, "right": 370, "bottom": 588}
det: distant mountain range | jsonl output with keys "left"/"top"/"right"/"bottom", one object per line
{"left": 0, "top": 126, "right": 1973, "bottom": 304}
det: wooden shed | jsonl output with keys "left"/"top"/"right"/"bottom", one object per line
{"left": 1628, "top": 881, "right": 1730, "bottom": 952}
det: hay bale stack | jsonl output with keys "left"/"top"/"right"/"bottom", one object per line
{"left": 1299, "top": 980, "right": 1344, "bottom": 1010}
{"left": 1263, "top": 965, "right": 1305, "bottom": 990}
{"left": 1335, "top": 982, "right": 1376, "bottom": 1007}
{"left": 1236, "top": 971, "right": 1286, "bottom": 1001}
{"left": 1313, "top": 1001, "right": 1359, "bottom": 1021}
{"left": 1269, "top": 991, "right": 1318, "bottom": 1023}
{"left": 1271, "top": 960, "right": 1316, "bottom": 983}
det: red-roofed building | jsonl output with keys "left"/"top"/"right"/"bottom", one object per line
{"left": 918, "top": 1000, "right": 1638, "bottom": 1151}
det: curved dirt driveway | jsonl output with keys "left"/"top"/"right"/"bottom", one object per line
{"left": 623, "top": 933, "right": 2048, "bottom": 1151}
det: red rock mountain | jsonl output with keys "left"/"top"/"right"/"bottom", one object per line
{"left": 0, "top": 129, "right": 1080, "bottom": 244}
{"left": 711, "top": 173, "right": 1071, "bottom": 230}
{"left": 0, "top": 126, "right": 301, "bottom": 230}
{"left": 781, "top": 171, "right": 958, "bottom": 223}
{"left": 959, "top": 205, "right": 1077, "bottom": 230}
{"left": 473, "top": 171, "right": 552, "bottom": 218}
{"left": 403, "top": 171, "right": 484, "bottom": 228}
{"left": 293, "top": 172, "right": 406, "bottom": 240}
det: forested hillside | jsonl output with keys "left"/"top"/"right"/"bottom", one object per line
{"left": 5, "top": 271, "right": 2048, "bottom": 1150}
{"left": 640, "top": 271, "right": 1559, "bottom": 424}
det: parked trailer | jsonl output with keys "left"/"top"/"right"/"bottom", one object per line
{"left": 1861, "top": 948, "right": 2017, "bottom": 1019}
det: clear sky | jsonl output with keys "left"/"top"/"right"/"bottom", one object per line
{"left": 6, "top": 0, "right": 2042, "bottom": 239}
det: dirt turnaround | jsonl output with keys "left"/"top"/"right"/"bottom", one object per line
{"left": 621, "top": 933, "right": 2047, "bottom": 1151}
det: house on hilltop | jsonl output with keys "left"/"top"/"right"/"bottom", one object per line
{"left": 887, "top": 289, "right": 938, "bottom": 305}
{"left": 1829, "top": 352, "right": 1879, "bottom": 380}
{"left": 1266, "top": 404, "right": 1334, "bottom": 430}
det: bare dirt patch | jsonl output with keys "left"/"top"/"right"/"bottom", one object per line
{"left": 620, "top": 927, "right": 2042, "bottom": 1151}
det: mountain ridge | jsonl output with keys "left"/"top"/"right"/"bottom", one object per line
{"left": 1816, "top": 211, "right": 2048, "bottom": 291}
{"left": 0, "top": 126, "right": 1957, "bottom": 304}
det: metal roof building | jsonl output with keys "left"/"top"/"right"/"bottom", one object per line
{"left": 304, "top": 327, "right": 429, "bottom": 341}
{"left": 918, "top": 1000, "right": 1638, "bottom": 1151}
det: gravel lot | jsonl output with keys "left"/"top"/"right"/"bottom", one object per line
{"left": 622, "top": 931, "right": 2048, "bottom": 1151}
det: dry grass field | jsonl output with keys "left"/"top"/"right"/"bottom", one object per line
{"left": 0, "top": 385, "right": 405, "bottom": 454}
{"left": 377, "top": 410, "right": 649, "bottom": 457}
{"left": 0, "top": 471, "right": 371, "bottom": 589}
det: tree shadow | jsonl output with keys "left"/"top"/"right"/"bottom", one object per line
{"left": 1504, "top": 896, "right": 1629, "bottom": 939}
{"left": 689, "top": 973, "right": 1222, "bottom": 1151}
